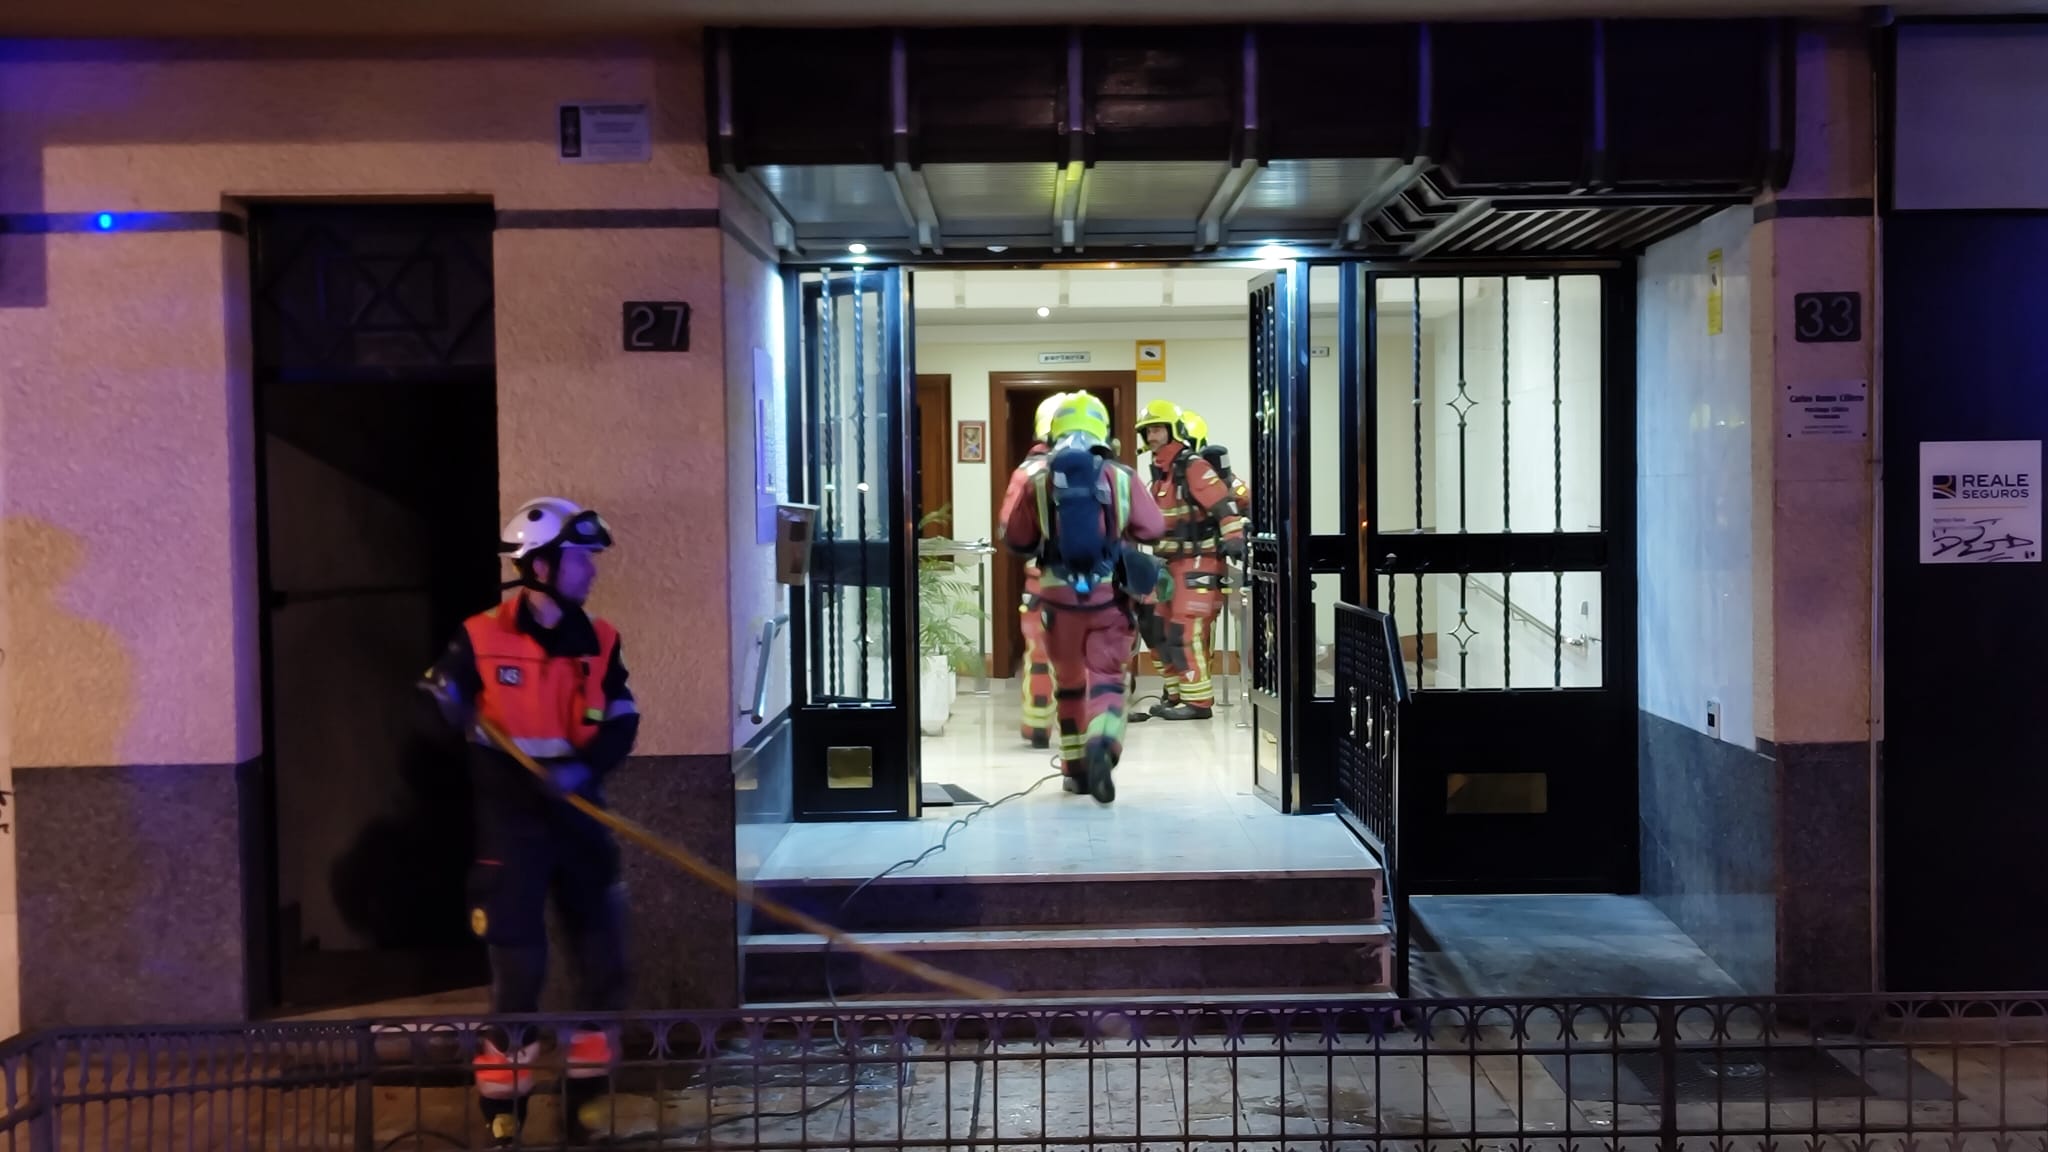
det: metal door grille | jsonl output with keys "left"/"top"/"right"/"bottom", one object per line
{"left": 249, "top": 204, "right": 495, "bottom": 384}
{"left": 1246, "top": 274, "right": 1284, "bottom": 701}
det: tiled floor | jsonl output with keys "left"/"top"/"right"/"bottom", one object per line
{"left": 1410, "top": 894, "right": 1748, "bottom": 998}
{"left": 755, "top": 678, "right": 1379, "bottom": 884}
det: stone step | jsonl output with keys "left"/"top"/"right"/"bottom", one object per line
{"left": 747, "top": 869, "right": 1382, "bottom": 934}
{"left": 741, "top": 924, "right": 1394, "bottom": 1003}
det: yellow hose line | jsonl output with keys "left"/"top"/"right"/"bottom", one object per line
{"left": 476, "top": 718, "right": 1004, "bottom": 1003}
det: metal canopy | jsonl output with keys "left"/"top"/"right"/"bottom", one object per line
{"left": 712, "top": 20, "right": 1791, "bottom": 265}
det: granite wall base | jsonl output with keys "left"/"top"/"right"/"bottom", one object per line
{"left": 541, "top": 754, "right": 737, "bottom": 1012}
{"left": 16, "top": 761, "right": 251, "bottom": 1029}
{"left": 1774, "top": 738, "right": 1874, "bottom": 994}
{"left": 1638, "top": 711, "right": 1777, "bottom": 993}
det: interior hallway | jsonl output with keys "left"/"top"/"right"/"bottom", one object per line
{"left": 754, "top": 677, "right": 1377, "bottom": 884}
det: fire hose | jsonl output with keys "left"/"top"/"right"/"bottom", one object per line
{"left": 475, "top": 717, "right": 1003, "bottom": 1002}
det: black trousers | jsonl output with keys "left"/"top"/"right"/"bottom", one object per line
{"left": 468, "top": 797, "right": 628, "bottom": 1128}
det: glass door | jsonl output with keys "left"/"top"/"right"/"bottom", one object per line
{"left": 1366, "top": 270, "right": 1637, "bottom": 892}
{"left": 787, "top": 266, "right": 919, "bottom": 820}
{"left": 1244, "top": 268, "right": 1308, "bottom": 811}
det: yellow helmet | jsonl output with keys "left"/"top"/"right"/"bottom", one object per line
{"left": 1032, "top": 391, "right": 1070, "bottom": 441}
{"left": 1180, "top": 409, "right": 1209, "bottom": 449}
{"left": 1135, "top": 398, "right": 1185, "bottom": 440}
{"left": 1047, "top": 392, "right": 1111, "bottom": 446}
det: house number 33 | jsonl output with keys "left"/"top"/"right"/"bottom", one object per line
{"left": 1793, "top": 292, "right": 1860, "bottom": 344}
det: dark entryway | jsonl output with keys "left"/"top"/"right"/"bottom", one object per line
{"left": 247, "top": 202, "right": 500, "bottom": 1013}
{"left": 985, "top": 370, "right": 1137, "bottom": 678}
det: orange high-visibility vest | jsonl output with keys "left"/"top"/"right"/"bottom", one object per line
{"left": 463, "top": 600, "right": 622, "bottom": 761}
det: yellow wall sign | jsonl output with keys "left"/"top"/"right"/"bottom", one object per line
{"left": 1135, "top": 339, "right": 1166, "bottom": 382}
{"left": 1706, "top": 249, "right": 1724, "bottom": 336}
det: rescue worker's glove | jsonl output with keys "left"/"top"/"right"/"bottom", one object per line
{"left": 548, "top": 761, "right": 593, "bottom": 798}
{"left": 1221, "top": 535, "right": 1246, "bottom": 561}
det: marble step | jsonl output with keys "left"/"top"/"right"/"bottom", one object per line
{"left": 746, "top": 868, "right": 1382, "bottom": 934}
{"left": 741, "top": 923, "right": 1394, "bottom": 1002}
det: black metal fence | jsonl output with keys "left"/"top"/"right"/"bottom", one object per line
{"left": 0, "top": 995, "right": 2043, "bottom": 1152}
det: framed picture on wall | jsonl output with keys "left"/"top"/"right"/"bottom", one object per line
{"left": 958, "top": 420, "right": 987, "bottom": 463}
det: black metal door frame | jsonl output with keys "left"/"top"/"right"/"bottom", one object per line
{"left": 785, "top": 265, "right": 921, "bottom": 821}
{"left": 1243, "top": 260, "right": 1370, "bottom": 815}
{"left": 1361, "top": 262, "right": 1640, "bottom": 894}
{"left": 1245, "top": 269, "right": 1296, "bottom": 810}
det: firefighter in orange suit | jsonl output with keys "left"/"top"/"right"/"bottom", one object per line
{"left": 1137, "top": 400, "right": 1246, "bottom": 720}
{"left": 1177, "top": 409, "right": 1250, "bottom": 686}
{"left": 419, "top": 497, "right": 638, "bottom": 1147}
{"left": 1017, "top": 391, "right": 1072, "bottom": 748}
{"left": 1000, "top": 394, "right": 1165, "bottom": 802}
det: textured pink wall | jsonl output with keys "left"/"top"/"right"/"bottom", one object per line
{"left": 496, "top": 228, "right": 730, "bottom": 755}
{"left": 1751, "top": 23, "right": 1878, "bottom": 747}
{"left": 0, "top": 37, "right": 733, "bottom": 765}
{"left": 0, "top": 231, "right": 254, "bottom": 767}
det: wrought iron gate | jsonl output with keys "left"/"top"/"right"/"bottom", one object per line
{"left": 1365, "top": 269, "right": 1637, "bottom": 893}
{"left": 787, "top": 266, "right": 918, "bottom": 820}
{"left": 1244, "top": 269, "right": 1307, "bottom": 810}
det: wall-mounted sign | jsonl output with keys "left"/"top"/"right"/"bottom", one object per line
{"left": 1793, "top": 291, "right": 1862, "bottom": 343}
{"left": 1136, "top": 339, "right": 1167, "bottom": 383}
{"left": 1781, "top": 380, "right": 1868, "bottom": 440}
{"left": 1920, "top": 439, "right": 2041, "bottom": 564}
{"left": 1039, "top": 351, "right": 1091, "bottom": 364}
{"left": 1706, "top": 249, "right": 1725, "bottom": 336}
{"left": 559, "top": 102, "right": 652, "bottom": 164}
{"left": 623, "top": 301, "right": 690, "bottom": 351}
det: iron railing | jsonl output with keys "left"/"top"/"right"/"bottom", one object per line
{"left": 0, "top": 995, "right": 2043, "bottom": 1151}
{"left": 1333, "top": 603, "right": 1409, "bottom": 993}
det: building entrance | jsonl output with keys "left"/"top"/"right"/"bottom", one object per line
{"left": 778, "top": 258, "right": 1635, "bottom": 865}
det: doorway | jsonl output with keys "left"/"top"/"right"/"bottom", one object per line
{"left": 914, "top": 375, "right": 954, "bottom": 537}
{"left": 247, "top": 202, "right": 501, "bottom": 1013}
{"left": 985, "top": 371, "right": 1139, "bottom": 677}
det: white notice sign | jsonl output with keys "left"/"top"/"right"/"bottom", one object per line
{"left": 558, "top": 102, "right": 652, "bottom": 164}
{"left": 1039, "top": 351, "right": 1091, "bottom": 364}
{"left": 1782, "top": 380, "right": 1868, "bottom": 440}
{"left": 1920, "top": 440, "right": 2042, "bottom": 564}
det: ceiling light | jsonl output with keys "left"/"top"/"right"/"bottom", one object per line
{"left": 1036, "top": 307, "right": 1051, "bottom": 318}
{"left": 987, "top": 245, "right": 1009, "bottom": 253}
{"left": 847, "top": 242, "right": 868, "bottom": 254}
{"left": 1254, "top": 244, "right": 1294, "bottom": 262}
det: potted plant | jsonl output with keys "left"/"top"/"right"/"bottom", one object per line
{"left": 917, "top": 507, "right": 987, "bottom": 735}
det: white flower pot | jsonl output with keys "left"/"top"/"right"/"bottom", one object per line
{"left": 919, "top": 654, "right": 955, "bottom": 736}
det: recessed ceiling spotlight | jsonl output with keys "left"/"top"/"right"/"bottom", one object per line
{"left": 847, "top": 242, "right": 868, "bottom": 254}
{"left": 987, "top": 245, "right": 1009, "bottom": 253}
{"left": 1037, "top": 306, "right": 1051, "bottom": 318}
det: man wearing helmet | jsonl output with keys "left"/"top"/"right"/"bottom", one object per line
{"left": 1135, "top": 400, "right": 1247, "bottom": 721}
{"left": 418, "top": 496, "right": 638, "bottom": 1147}
{"left": 1016, "top": 391, "right": 1072, "bottom": 749}
{"left": 999, "top": 394, "right": 1165, "bottom": 802}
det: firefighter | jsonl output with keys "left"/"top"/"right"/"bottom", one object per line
{"left": 1179, "top": 410, "right": 1252, "bottom": 515}
{"left": 1000, "top": 393, "right": 1165, "bottom": 802}
{"left": 1137, "top": 400, "right": 1246, "bottom": 720}
{"left": 1175, "top": 409, "right": 1249, "bottom": 694}
{"left": 419, "top": 496, "right": 638, "bottom": 1147}
{"left": 1017, "top": 391, "right": 1072, "bottom": 748}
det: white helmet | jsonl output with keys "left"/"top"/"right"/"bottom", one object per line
{"left": 500, "top": 497, "right": 613, "bottom": 561}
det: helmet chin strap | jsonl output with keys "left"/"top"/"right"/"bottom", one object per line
{"left": 504, "top": 549, "right": 587, "bottom": 608}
